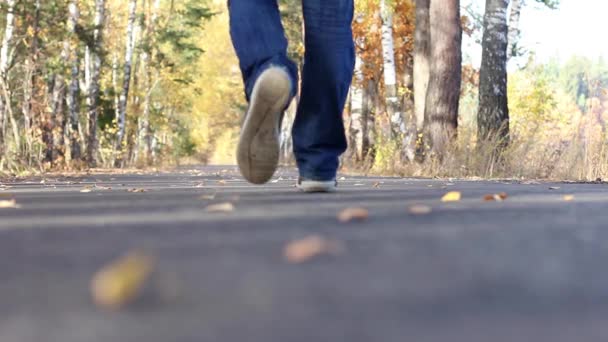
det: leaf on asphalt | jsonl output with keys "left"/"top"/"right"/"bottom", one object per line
{"left": 549, "top": 186, "right": 561, "bottom": 190}
{"left": 408, "top": 205, "right": 432, "bottom": 215}
{"left": 483, "top": 192, "right": 508, "bottom": 202}
{"left": 205, "top": 202, "right": 235, "bottom": 213}
{"left": 91, "top": 251, "right": 155, "bottom": 311}
{"left": 199, "top": 192, "right": 217, "bottom": 200}
{"left": 284, "top": 235, "right": 345, "bottom": 264}
{"left": 337, "top": 207, "right": 369, "bottom": 223}
{"left": 0, "top": 199, "right": 21, "bottom": 209}
{"left": 127, "top": 188, "right": 147, "bottom": 193}
{"left": 441, "top": 191, "right": 462, "bottom": 202}
{"left": 563, "top": 195, "right": 575, "bottom": 202}
{"left": 372, "top": 182, "right": 381, "bottom": 188}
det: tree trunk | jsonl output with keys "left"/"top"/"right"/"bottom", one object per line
{"left": 380, "top": 0, "right": 404, "bottom": 138}
{"left": 349, "top": 55, "right": 365, "bottom": 161}
{"left": 67, "top": 0, "right": 82, "bottom": 163}
{"left": 115, "top": 0, "right": 138, "bottom": 166}
{"left": 424, "top": 0, "right": 462, "bottom": 156}
{"left": 414, "top": 0, "right": 430, "bottom": 130}
{"left": 22, "top": 0, "right": 41, "bottom": 160}
{"left": 0, "top": 0, "right": 16, "bottom": 159}
{"left": 478, "top": 0, "right": 510, "bottom": 144}
{"left": 507, "top": 0, "right": 522, "bottom": 61}
{"left": 86, "top": 0, "right": 106, "bottom": 166}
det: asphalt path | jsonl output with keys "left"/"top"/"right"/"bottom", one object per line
{"left": 2, "top": 166, "right": 608, "bottom": 342}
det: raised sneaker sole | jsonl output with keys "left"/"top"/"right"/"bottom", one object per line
{"left": 237, "top": 67, "right": 291, "bottom": 185}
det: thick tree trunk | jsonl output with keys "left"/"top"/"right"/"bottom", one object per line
{"left": 414, "top": 0, "right": 431, "bottom": 131}
{"left": 424, "top": 0, "right": 462, "bottom": 156}
{"left": 507, "top": 0, "right": 522, "bottom": 61}
{"left": 0, "top": 0, "right": 16, "bottom": 159}
{"left": 380, "top": 0, "right": 404, "bottom": 138}
{"left": 115, "top": 0, "right": 138, "bottom": 166}
{"left": 86, "top": 0, "right": 106, "bottom": 166}
{"left": 67, "top": 0, "right": 82, "bottom": 162}
{"left": 478, "top": 0, "right": 510, "bottom": 144}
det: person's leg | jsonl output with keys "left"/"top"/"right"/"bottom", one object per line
{"left": 294, "top": 0, "right": 355, "bottom": 183}
{"left": 229, "top": 0, "right": 299, "bottom": 184}
{"left": 228, "top": 0, "right": 298, "bottom": 100}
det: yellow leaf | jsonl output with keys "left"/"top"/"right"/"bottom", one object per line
{"left": 205, "top": 202, "right": 235, "bottom": 213}
{"left": 0, "top": 199, "right": 21, "bottom": 209}
{"left": 563, "top": 195, "right": 575, "bottom": 202}
{"left": 91, "top": 251, "right": 155, "bottom": 311}
{"left": 441, "top": 191, "right": 462, "bottom": 202}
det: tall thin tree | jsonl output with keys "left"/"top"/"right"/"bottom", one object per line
{"left": 478, "top": 0, "right": 510, "bottom": 145}
{"left": 115, "top": 0, "right": 138, "bottom": 165}
{"left": 86, "top": 0, "right": 106, "bottom": 166}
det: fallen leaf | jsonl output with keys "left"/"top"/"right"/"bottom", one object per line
{"left": 549, "top": 187, "right": 561, "bottom": 190}
{"left": 408, "top": 205, "right": 432, "bottom": 215}
{"left": 284, "top": 235, "right": 344, "bottom": 263}
{"left": 127, "top": 188, "right": 147, "bottom": 193}
{"left": 91, "top": 251, "right": 155, "bottom": 311}
{"left": 205, "top": 202, "right": 235, "bottom": 213}
{"left": 372, "top": 182, "right": 381, "bottom": 188}
{"left": 0, "top": 199, "right": 21, "bottom": 209}
{"left": 441, "top": 191, "right": 462, "bottom": 202}
{"left": 483, "top": 192, "right": 508, "bottom": 202}
{"left": 337, "top": 207, "right": 369, "bottom": 223}
{"left": 563, "top": 195, "right": 575, "bottom": 201}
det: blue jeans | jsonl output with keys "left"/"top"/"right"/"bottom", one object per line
{"left": 228, "top": 0, "right": 355, "bottom": 181}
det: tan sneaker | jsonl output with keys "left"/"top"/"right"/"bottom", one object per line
{"left": 237, "top": 67, "right": 292, "bottom": 184}
{"left": 296, "top": 178, "right": 338, "bottom": 193}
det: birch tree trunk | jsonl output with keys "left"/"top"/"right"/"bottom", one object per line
{"left": 349, "top": 55, "right": 366, "bottom": 161}
{"left": 115, "top": 0, "right": 138, "bottom": 165}
{"left": 0, "top": 0, "right": 17, "bottom": 159}
{"left": 478, "top": 0, "right": 510, "bottom": 145}
{"left": 86, "top": 0, "right": 106, "bottom": 166}
{"left": 380, "top": 0, "right": 404, "bottom": 138}
{"left": 507, "top": 0, "right": 522, "bottom": 61}
{"left": 413, "top": 0, "right": 431, "bottom": 130}
{"left": 67, "top": 0, "right": 82, "bottom": 162}
{"left": 423, "top": 0, "right": 462, "bottom": 156}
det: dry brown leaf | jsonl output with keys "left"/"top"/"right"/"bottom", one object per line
{"left": 284, "top": 235, "right": 345, "bottom": 264}
{"left": 91, "top": 251, "right": 155, "bottom": 311}
{"left": 0, "top": 199, "right": 21, "bottom": 209}
{"left": 441, "top": 191, "right": 462, "bottom": 202}
{"left": 483, "top": 192, "right": 508, "bottom": 202}
{"left": 127, "top": 188, "right": 147, "bottom": 193}
{"left": 408, "top": 205, "right": 432, "bottom": 215}
{"left": 337, "top": 207, "right": 369, "bottom": 223}
{"left": 205, "top": 202, "right": 235, "bottom": 213}
{"left": 563, "top": 195, "right": 575, "bottom": 202}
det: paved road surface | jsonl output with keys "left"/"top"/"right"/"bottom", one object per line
{"left": 2, "top": 166, "right": 608, "bottom": 342}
